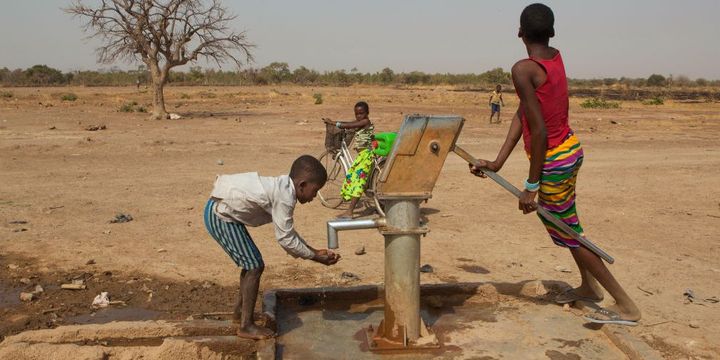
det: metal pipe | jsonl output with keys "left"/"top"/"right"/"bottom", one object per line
{"left": 383, "top": 199, "right": 422, "bottom": 342}
{"left": 327, "top": 218, "right": 385, "bottom": 249}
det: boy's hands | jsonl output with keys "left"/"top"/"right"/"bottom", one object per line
{"left": 469, "top": 159, "right": 500, "bottom": 178}
{"left": 312, "top": 249, "right": 341, "bottom": 265}
{"left": 519, "top": 189, "right": 538, "bottom": 214}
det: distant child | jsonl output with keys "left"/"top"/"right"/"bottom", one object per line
{"left": 204, "top": 155, "right": 341, "bottom": 339}
{"left": 489, "top": 84, "right": 505, "bottom": 123}
{"left": 323, "top": 101, "right": 375, "bottom": 219}
{"left": 470, "top": 3, "right": 641, "bottom": 326}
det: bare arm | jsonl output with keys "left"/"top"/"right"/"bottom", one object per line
{"left": 512, "top": 60, "right": 546, "bottom": 185}
{"left": 322, "top": 117, "right": 370, "bottom": 129}
{"left": 512, "top": 60, "right": 547, "bottom": 214}
{"left": 469, "top": 107, "right": 522, "bottom": 175}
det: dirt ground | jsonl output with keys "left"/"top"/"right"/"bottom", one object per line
{"left": 1, "top": 85, "right": 719, "bottom": 359}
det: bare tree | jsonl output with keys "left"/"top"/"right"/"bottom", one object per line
{"left": 65, "top": 0, "right": 253, "bottom": 119}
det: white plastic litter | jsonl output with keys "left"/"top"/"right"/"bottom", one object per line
{"left": 92, "top": 292, "right": 110, "bottom": 308}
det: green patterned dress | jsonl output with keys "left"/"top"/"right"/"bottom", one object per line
{"left": 341, "top": 124, "right": 375, "bottom": 200}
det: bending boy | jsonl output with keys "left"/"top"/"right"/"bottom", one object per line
{"left": 204, "top": 155, "right": 340, "bottom": 339}
{"left": 471, "top": 3, "right": 640, "bottom": 326}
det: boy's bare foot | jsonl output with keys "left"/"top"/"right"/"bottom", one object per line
{"left": 237, "top": 324, "right": 276, "bottom": 340}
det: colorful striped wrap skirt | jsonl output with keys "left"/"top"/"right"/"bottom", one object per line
{"left": 535, "top": 133, "right": 585, "bottom": 248}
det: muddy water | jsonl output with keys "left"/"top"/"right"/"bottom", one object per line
{"left": 0, "top": 284, "right": 21, "bottom": 308}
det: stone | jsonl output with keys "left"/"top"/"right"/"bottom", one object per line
{"left": 216, "top": 159, "right": 224, "bottom": 166}
{"left": 354, "top": 246, "right": 366, "bottom": 256}
{"left": 341, "top": 272, "right": 360, "bottom": 281}
{"left": 19, "top": 292, "right": 34, "bottom": 302}
{"left": 520, "top": 280, "right": 548, "bottom": 297}
{"left": 420, "top": 264, "right": 434, "bottom": 273}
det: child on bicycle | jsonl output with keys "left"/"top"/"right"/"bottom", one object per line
{"left": 470, "top": 3, "right": 640, "bottom": 326}
{"left": 204, "top": 155, "right": 341, "bottom": 339}
{"left": 322, "top": 101, "right": 375, "bottom": 219}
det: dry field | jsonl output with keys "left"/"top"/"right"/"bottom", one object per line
{"left": 1, "top": 85, "right": 719, "bottom": 358}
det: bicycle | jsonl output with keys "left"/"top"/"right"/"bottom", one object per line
{"left": 317, "top": 124, "right": 386, "bottom": 217}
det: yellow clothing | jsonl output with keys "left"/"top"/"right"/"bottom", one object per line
{"left": 490, "top": 90, "right": 502, "bottom": 105}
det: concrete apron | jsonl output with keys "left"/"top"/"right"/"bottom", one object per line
{"left": 0, "top": 282, "right": 662, "bottom": 360}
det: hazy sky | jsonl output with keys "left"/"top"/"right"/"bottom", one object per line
{"left": 1, "top": 0, "right": 718, "bottom": 79}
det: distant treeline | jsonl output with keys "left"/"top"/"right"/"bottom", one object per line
{"left": 2, "top": 63, "right": 719, "bottom": 89}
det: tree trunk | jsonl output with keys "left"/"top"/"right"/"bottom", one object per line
{"left": 149, "top": 65, "right": 167, "bottom": 120}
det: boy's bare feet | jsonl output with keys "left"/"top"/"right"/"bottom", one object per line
{"left": 237, "top": 323, "right": 276, "bottom": 340}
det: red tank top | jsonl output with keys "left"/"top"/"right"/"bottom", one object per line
{"left": 519, "top": 52, "right": 571, "bottom": 152}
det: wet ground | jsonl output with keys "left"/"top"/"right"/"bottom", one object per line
{"left": 273, "top": 286, "right": 632, "bottom": 360}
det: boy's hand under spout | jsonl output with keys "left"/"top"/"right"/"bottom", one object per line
{"left": 312, "top": 249, "right": 341, "bottom": 265}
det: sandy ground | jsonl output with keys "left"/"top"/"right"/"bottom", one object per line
{"left": 1, "top": 85, "right": 719, "bottom": 358}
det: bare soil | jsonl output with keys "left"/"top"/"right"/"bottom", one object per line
{"left": 1, "top": 85, "right": 719, "bottom": 358}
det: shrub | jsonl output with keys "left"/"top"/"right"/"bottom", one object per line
{"left": 313, "top": 93, "right": 323, "bottom": 105}
{"left": 60, "top": 93, "right": 78, "bottom": 101}
{"left": 641, "top": 97, "right": 664, "bottom": 105}
{"left": 646, "top": 74, "right": 667, "bottom": 87}
{"left": 0, "top": 91, "right": 13, "bottom": 98}
{"left": 180, "top": 93, "right": 191, "bottom": 99}
{"left": 119, "top": 101, "right": 139, "bottom": 112}
{"left": 198, "top": 91, "right": 217, "bottom": 99}
{"left": 580, "top": 98, "right": 620, "bottom": 109}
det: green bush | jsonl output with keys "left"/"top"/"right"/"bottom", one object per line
{"left": 60, "top": 93, "right": 78, "bottom": 101}
{"left": 641, "top": 97, "right": 664, "bottom": 105}
{"left": 0, "top": 91, "right": 13, "bottom": 98}
{"left": 580, "top": 98, "right": 620, "bottom": 109}
{"left": 180, "top": 93, "right": 191, "bottom": 99}
{"left": 119, "top": 101, "right": 139, "bottom": 112}
{"left": 313, "top": 93, "right": 323, "bottom": 105}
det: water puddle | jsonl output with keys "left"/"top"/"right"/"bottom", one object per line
{"left": 0, "top": 284, "right": 21, "bottom": 308}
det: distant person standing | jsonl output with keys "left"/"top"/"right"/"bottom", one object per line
{"left": 489, "top": 84, "right": 505, "bottom": 124}
{"left": 136, "top": 78, "right": 141, "bottom": 90}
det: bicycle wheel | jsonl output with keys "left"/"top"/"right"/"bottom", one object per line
{"left": 317, "top": 150, "right": 345, "bottom": 209}
{"left": 368, "top": 158, "right": 386, "bottom": 217}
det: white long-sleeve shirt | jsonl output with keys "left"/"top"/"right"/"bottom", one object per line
{"left": 210, "top": 172, "right": 315, "bottom": 259}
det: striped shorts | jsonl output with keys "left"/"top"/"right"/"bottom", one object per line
{"left": 536, "top": 133, "right": 585, "bottom": 248}
{"left": 203, "top": 198, "right": 264, "bottom": 269}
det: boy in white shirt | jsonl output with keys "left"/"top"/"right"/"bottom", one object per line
{"left": 204, "top": 155, "right": 340, "bottom": 339}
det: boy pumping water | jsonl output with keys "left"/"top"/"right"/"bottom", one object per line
{"left": 471, "top": 3, "right": 640, "bottom": 326}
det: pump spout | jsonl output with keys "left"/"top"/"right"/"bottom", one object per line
{"left": 327, "top": 218, "right": 386, "bottom": 249}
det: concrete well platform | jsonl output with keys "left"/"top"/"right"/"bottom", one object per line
{"left": 265, "top": 282, "right": 662, "bottom": 360}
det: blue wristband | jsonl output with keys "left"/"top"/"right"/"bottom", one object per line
{"left": 524, "top": 179, "right": 540, "bottom": 192}
{"left": 336, "top": 121, "right": 342, "bottom": 129}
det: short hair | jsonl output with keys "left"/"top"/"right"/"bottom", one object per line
{"left": 289, "top": 155, "right": 327, "bottom": 184}
{"left": 520, "top": 3, "right": 555, "bottom": 43}
{"left": 354, "top": 101, "right": 369, "bottom": 113}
